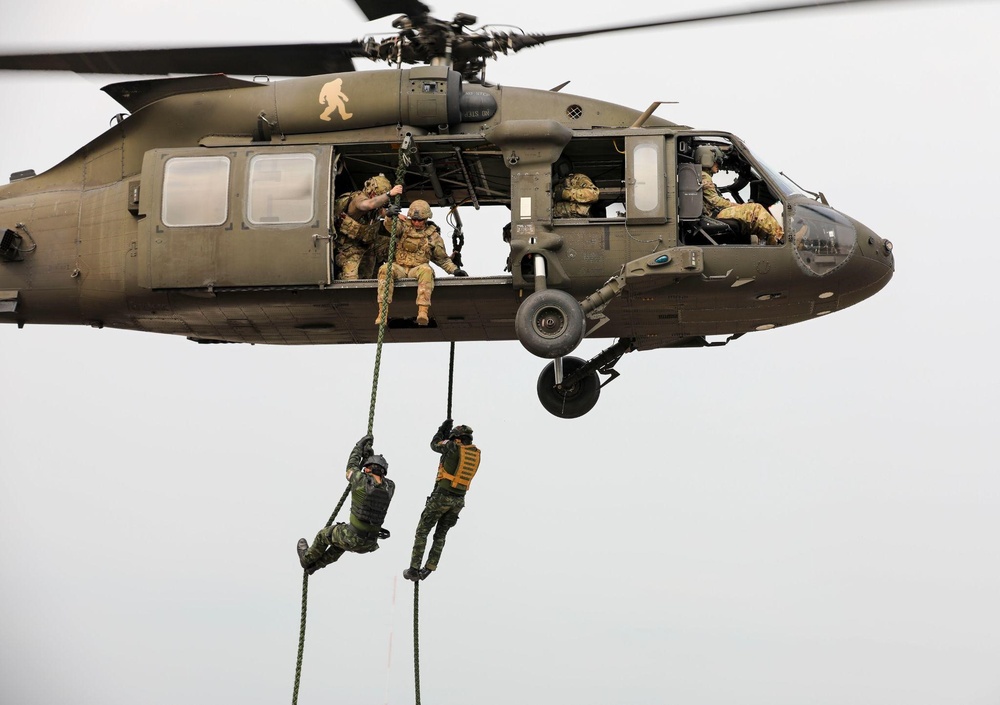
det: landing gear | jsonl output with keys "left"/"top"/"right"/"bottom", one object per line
{"left": 536, "top": 356, "right": 601, "bottom": 419}
{"left": 515, "top": 289, "right": 585, "bottom": 358}
{"left": 535, "top": 338, "right": 635, "bottom": 418}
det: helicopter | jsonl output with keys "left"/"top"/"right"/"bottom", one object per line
{"left": 0, "top": 0, "right": 895, "bottom": 418}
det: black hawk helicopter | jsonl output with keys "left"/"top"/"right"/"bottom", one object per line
{"left": 0, "top": 0, "right": 895, "bottom": 417}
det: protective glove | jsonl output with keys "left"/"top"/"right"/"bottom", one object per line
{"left": 452, "top": 268, "right": 468, "bottom": 277}
{"left": 355, "top": 433, "right": 374, "bottom": 454}
{"left": 385, "top": 204, "right": 401, "bottom": 218}
{"left": 437, "top": 419, "right": 453, "bottom": 436}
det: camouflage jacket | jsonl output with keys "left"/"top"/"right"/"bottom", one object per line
{"left": 553, "top": 173, "right": 600, "bottom": 218}
{"left": 701, "top": 170, "right": 733, "bottom": 218}
{"left": 394, "top": 220, "right": 458, "bottom": 273}
{"left": 334, "top": 191, "right": 384, "bottom": 245}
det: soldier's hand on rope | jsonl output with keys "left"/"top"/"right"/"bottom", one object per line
{"left": 385, "top": 204, "right": 401, "bottom": 218}
{"left": 438, "top": 419, "right": 453, "bottom": 435}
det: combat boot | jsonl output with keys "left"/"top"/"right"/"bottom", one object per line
{"left": 416, "top": 305, "right": 430, "bottom": 326}
{"left": 418, "top": 567, "right": 433, "bottom": 580}
{"left": 403, "top": 567, "right": 421, "bottom": 582}
{"left": 375, "top": 302, "right": 387, "bottom": 325}
{"left": 297, "top": 538, "right": 311, "bottom": 572}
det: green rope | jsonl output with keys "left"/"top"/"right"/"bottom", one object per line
{"left": 413, "top": 581, "right": 421, "bottom": 705}
{"left": 292, "top": 153, "right": 409, "bottom": 705}
{"left": 446, "top": 342, "right": 455, "bottom": 419}
{"left": 412, "top": 342, "right": 457, "bottom": 705}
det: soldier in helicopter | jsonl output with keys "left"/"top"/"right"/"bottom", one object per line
{"left": 697, "top": 145, "right": 784, "bottom": 246}
{"left": 375, "top": 200, "right": 467, "bottom": 326}
{"left": 334, "top": 174, "right": 403, "bottom": 280}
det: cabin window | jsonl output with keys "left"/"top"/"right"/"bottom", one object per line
{"left": 247, "top": 153, "right": 317, "bottom": 225}
{"left": 162, "top": 156, "right": 230, "bottom": 227}
{"left": 632, "top": 143, "right": 660, "bottom": 213}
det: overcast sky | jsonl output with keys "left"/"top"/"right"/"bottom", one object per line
{"left": 2, "top": 1, "right": 999, "bottom": 704}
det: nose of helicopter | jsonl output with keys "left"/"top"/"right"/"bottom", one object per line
{"left": 789, "top": 202, "right": 893, "bottom": 310}
{"left": 833, "top": 214, "right": 895, "bottom": 309}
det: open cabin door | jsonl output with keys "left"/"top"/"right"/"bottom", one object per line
{"left": 138, "top": 145, "right": 332, "bottom": 289}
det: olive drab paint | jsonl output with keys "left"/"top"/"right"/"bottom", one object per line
{"left": 0, "top": 5, "right": 895, "bottom": 417}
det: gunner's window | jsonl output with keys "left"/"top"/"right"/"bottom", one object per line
{"left": 247, "top": 153, "right": 317, "bottom": 225}
{"left": 162, "top": 156, "right": 230, "bottom": 227}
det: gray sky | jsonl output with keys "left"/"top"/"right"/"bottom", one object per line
{"left": 2, "top": 1, "right": 999, "bottom": 704}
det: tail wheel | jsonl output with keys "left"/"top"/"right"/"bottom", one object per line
{"left": 515, "top": 289, "right": 585, "bottom": 359}
{"left": 536, "top": 356, "right": 601, "bottom": 418}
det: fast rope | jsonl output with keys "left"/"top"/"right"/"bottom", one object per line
{"left": 291, "top": 153, "right": 409, "bottom": 705}
{"left": 411, "top": 340, "right": 457, "bottom": 705}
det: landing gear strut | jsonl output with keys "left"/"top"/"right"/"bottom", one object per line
{"left": 536, "top": 338, "right": 635, "bottom": 418}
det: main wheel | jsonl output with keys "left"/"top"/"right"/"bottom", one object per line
{"left": 536, "top": 356, "right": 601, "bottom": 418}
{"left": 514, "top": 289, "right": 585, "bottom": 359}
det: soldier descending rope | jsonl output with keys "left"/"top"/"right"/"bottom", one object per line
{"left": 404, "top": 419, "right": 482, "bottom": 581}
{"left": 296, "top": 433, "right": 395, "bottom": 574}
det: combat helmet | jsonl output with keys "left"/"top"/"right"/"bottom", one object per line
{"left": 364, "top": 174, "right": 392, "bottom": 196}
{"left": 407, "top": 199, "right": 432, "bottom": 220}
{"left": 695, "top": 145, "right": 726, "bottom": 169}
{"left": 449, "top": 424, "right": 474, "bottom": 440}
{"left": 363, "top": 454, "right": 389, "bottom": 475}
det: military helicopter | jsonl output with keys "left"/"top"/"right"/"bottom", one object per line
{"left": 0, "top": 0, "right": 894, "bottom": 418}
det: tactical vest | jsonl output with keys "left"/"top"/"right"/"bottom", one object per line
{"left": 436, "top": 444, "right": 481, "bottom": 491}
{"left": 335, "top": 192, "right": 381, "bottom": 245}
{"left": 394, "top": 222, "right": 438, "bottom": 267}
{"left": 351, "top": 475, "right": 395, "bottom": 528}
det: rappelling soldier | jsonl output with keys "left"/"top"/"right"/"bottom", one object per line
{"left": 403, "top": 419, "right": 481, "bottom": 581}
{"left": 375, "top": 200, "right": 467, "bottom": 326}
{"left": 334, "top": 174, "right": 404, "bottom": 280}
{"left": 697, "top": 145, "right": 784, "bottom": 245}
{"left": 297, "top": 433, "right": 395, "bottom": 575}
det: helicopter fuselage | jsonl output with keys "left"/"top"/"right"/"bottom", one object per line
{"left": 0, "top": 67, "right": 893, "bottom": 369}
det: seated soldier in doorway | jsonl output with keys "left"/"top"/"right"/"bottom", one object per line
{"left": 697, "top": 145, "right": 784, "bottom": 246}
{"left": 333, "top": 174, "right": 403, "bottom": 280}
{"left": 375, "top": 200, "right": 467, "bottom": 327}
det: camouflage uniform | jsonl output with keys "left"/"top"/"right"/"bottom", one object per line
{"left": 409, "top": 422, "right": 481, "bottom": 573}
{"left": 333, "top": 191, "right": 390, "bottom": 280}
{"left": 553, "top": 173, "right": 600, "bottom": 218}
{"left": 701, "top": 170, "right": 784, "bottom": 245}
{"left": 376, "top": 219, "right": 458, "bottom": 309}
{"left": 301, "top": 439, "right": 395, "bottom": 573}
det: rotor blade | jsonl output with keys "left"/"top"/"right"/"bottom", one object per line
{"left": 514, "top": 0, "right": 911, "bottom": 47}
{"left": 352, "top": 0, "right": 430, "bottom": 22}
{"left": 0, "top": 42, "right": 368, "bottom": 76}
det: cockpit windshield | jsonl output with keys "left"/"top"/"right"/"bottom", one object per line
{"left": 748, "top": 156, "right": 807, "bottom": 200}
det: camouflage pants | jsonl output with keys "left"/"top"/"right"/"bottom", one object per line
{"left": 376, "top": 262, "right": 435, "bottom": 308}
{"left": 303, "top": 522, "right": 379, "bottom": 572}
{"left": 335, "top": 242, "right": 370, "bottom": 280}
{"left": 717, "top": 203, "right": 784, "bottom": 245}
{"left": 409, "top": 491, "right": 465, "bottom": 571}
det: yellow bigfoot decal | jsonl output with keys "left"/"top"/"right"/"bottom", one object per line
{"left": 318, "top": 78, "right": 354, "bottom": 121}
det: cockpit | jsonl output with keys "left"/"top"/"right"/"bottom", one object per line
{"left": 678, "top": 133, "right": 858, "bottom": 275}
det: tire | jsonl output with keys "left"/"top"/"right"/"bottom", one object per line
{"left": 536, "top": 356, "right": 601, "bottom": 418}
{"left": 514, "top": 289, "right": 585, "bottom": 359}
